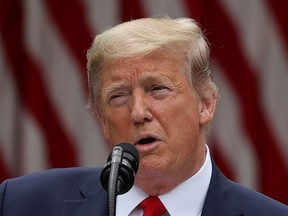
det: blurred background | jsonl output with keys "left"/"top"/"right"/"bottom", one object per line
{"left": 0, "top": 0, "right": 287, "bottom": 204}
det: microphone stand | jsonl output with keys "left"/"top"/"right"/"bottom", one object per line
{"left": 107, "top": 148, "right": 122, "bottom": 216}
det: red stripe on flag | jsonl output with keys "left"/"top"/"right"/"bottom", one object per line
{"left": 0, "top": 148, "right": 11, "bottom": 182}
{"left": 185, "top": 0, "right": 288, "bottom": 204}
{"left": 120, "top": 0, "right": 146, "bottom": 21}
{"left": 0, "top": 0, "right": 78, "bottom": 169}
{"left": 266, "top": 0, "right": 288, "bottom": 56}
{"left": 44, "top": 0, "right": 92, "bottom": 90}
{"left": 210, "top": 138, "right": 235, "bottom": 181}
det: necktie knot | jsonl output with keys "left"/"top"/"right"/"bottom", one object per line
{"left": 139, "top": 196, "right": 167, "bottom": 216}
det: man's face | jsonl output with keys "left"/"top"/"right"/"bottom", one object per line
{"left": 97, "top": 53, "right": 214, "bottom": 193}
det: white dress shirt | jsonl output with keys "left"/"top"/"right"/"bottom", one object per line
{"left": 116, "top": 145, "right": 212, "bottom": 216}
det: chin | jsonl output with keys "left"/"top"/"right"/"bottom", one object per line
{"left": 137, "top": 161, "right": 168, "bottom": 181}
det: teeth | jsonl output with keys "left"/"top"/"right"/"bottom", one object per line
{"left": 138, "top": 137, "right": 156, "bottom": 145}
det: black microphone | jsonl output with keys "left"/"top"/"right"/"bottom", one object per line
{"left": 100, "top": 143, "right": 139, "bottom": 195}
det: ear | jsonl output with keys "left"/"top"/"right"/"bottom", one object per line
{"left": 199, "top": 93, "right": 217, "bottom": 126}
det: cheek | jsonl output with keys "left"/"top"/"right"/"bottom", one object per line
{"left": 162, "top": 98, "right": 200, "bottom": 134}
{"left": 103, "top": 109, "right": 131, "bottom": 143}
{"left": 162, "top": 98, "right": 201, "bottom": 158}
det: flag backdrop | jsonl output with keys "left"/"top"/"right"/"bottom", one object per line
{"left": 0, "top": 0, "right": 287, "bottom": 204}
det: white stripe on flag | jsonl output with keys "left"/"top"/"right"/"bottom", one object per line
{"left": 21, "top": 111, "right": 48, "bottom": 174}
{"left": 83, "top": 0, "right": 120, "bottom": 34}
{"left": 143, "top": 0, "right": 188, "bottom": 18}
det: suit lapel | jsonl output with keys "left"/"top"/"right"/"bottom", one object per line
{"left": 62, "top": 195, "right": 107, "bottom": 216}
{"left": 201, "top": 160, "right": 243, "bottom": 216}
{"left": 61, "top": 171, "right": 108, "bottom": 216}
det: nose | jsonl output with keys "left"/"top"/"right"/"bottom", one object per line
{"left": 130, "top": 90, "right": 153, "bottom": 124}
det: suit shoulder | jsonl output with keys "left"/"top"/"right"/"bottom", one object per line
{"left": 207, "top": 161, "right": 288, "bottom": 215}
{"left": 1, "top": 167, "right": 102, "bottom": 198}
{"left": 0, "top": 168, "right": 107, "bottom": 215}
{"left": 226, "top": 179, "right": 288, "bottom": 214}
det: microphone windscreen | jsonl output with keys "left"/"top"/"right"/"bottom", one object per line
{"left": 117, "top": 143, "right": 139, "bottom": 172}
{"left": 118, "top": 143, "right": 139, "bottom": 159}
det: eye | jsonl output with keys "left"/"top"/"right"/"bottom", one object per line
{"left": 150, "top": 84, "right": 171, "bottom": 99}
{"left": 110, "top": 94, "right": 122, "bottom": 101}
{"left": 151, "top": 84, "right": 171, "bottom": 92}
{"left": 151, "top": 85, "right": 168, "bottom": 91}
{"left": 109, "top": 92, "right": 129, "bottom": 106}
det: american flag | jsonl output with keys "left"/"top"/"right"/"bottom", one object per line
{"left": 0, "top": 0, "right": 287, "bottom": 205}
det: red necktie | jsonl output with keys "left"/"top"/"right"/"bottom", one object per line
{"left": 139, "top": 196, "right": 167, "bottom": 216}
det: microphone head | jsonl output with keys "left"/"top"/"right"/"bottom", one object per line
{"left": 100, "top": 143, "right": 139, "bottom": 194}
{"left": 118, "top": 143, "right": 139, "bottom": 173}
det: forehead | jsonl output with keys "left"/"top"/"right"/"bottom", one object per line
{"left": 100, "top": 53, "right": 186, "bottom": 86}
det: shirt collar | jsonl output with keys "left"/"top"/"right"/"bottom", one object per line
{"left": 116, "top": 145, "right": 212, "bottom": 216}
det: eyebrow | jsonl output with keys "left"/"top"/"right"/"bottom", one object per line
{"left": 101, "top": 82, "right": 129, "bottom": 98}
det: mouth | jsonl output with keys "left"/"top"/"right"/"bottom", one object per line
{"left": 135, "top": 136, "right": 159, "bottom": 146}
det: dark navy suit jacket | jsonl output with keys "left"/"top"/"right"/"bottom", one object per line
{"left": 0, "top": 160, "right": 287, "bottom": 216}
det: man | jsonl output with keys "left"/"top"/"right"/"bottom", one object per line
{"left": 0, "top": 17, "right": 287, "bottom": 216}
